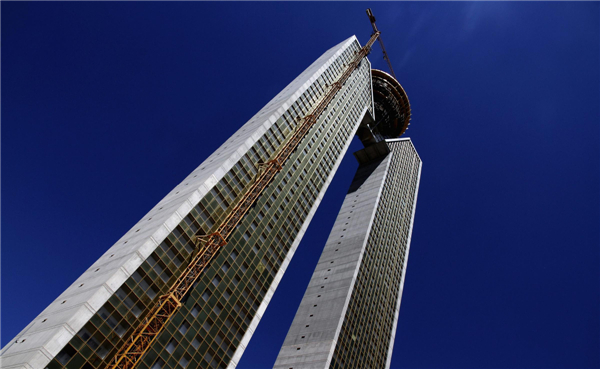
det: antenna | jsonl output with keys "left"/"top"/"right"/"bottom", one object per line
{"left": 366, "top": 8, "right": 398, "bottom": 80}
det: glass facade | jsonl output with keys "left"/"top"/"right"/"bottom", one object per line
{"left": 274, "top": 139, "right": 421, "bottom": 369}
{"left": 330, "top": 139, "right": 421, "bottom": 369}
{"left": 26, "top": 38, "right": 377, "bottom": 369}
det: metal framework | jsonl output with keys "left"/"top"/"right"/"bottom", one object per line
{"left": 366, "top": 8, "right": 397, "bottom": 80}
{"left": 108, "top": 23, "right": 382, "bottom": 369}
{"left": 371, "top": 69, "right": 411, "bottom": 138}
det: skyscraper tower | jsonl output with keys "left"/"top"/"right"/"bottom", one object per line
{"left": 273, "top": 60, "right": 420, "bottom": 368}
{"left": 2, "top": 32, "right": 391, "bottom": 369}
{"left": 2, "top": 11, "right": 419, "bottom": 369}
{"left": 274, "top": 139, "right": 421, "bottom": 369}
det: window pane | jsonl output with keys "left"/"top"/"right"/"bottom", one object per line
{"left": 151, "top": 358, "right": 164, "bottom": 369}
{"left": 166, "top": 339, "right": 177, "bottom": 354}
{"left": 179, "top": 355, "right": 190, "bottom": 368}
{"left": 179, "top": 321, "right": 190, "bottom": 334}
{"left": 192, "top": 337, "right": 201, "bottom": 349}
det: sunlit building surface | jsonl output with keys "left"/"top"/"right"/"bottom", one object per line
{"left": 2, "top": 32, "right": 419, "bottom": 369}
{"left": 274, "top": 138, "right": 421, "bottom": 369}
{"left": 2, "top": 36, "right": 373, "bottom": 369}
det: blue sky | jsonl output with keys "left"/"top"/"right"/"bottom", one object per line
{"left": 2, "top": 2, "right": 598, "bottom": 369}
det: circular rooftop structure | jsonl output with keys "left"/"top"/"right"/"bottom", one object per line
{"left": 371, "top": 69, "right": 411, "bottom": 139}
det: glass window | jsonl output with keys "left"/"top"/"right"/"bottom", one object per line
{"left": 172, "top": 255, "right": 183, "bottom": 268}
{"left": 97, "top": 343, "right": 110, "bottom": 359}
{"left": 88, "top": 335, "right": 100, "bottom": 350}
{"left": 197, "top": 205, "right": 214, "bottom": 229}
{"left": 166, "top": 339, "right": 177, "bottom": 354}
{"left": 56, "top": 345, "right": 75, "bottom": 365}
{"left": 77, "top": 327, "right": 91, "bottom": 341}
{"left": 146, "top": 285, "right": 157, "bottom": 300}
{"left": 179, "top": 354, "right": 191, "bottom": 368}
{"left": 151, "top": 358, "right": 164, "bottom": 369}
{"left": 179, "top": 321, "right": 190, "bottom": 334}
{"left": 204, "top": 352, "right": 213, "bottom": 365}
{"left": 132, "top": 271, "right": 143, "bottom": 283}
{"left": 98, "top": 307, "right": 111, "bottom": 321}
{"left": 203, "top": 319, "right": 212, "bottom": 332}
{"left": 192, "top": 337, "right": 201, "bottom": 349}
{"left": 115, "top": 288, "right": 128, "bottom": 301}
{"left": 115, "top": 323, "right": 127, "bottom": 337}
{"left": 184, "top": 216, "right": 198, "bottom": 233}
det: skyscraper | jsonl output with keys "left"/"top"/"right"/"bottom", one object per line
{"left": 273, "top": 65, "right": 420, "bottom": 368}
{"left": 273, "top": 137, "right": 421, "bottom": 369}
{"left": 2, "top": 32, "right": 398, "bottom": 369}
